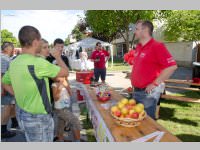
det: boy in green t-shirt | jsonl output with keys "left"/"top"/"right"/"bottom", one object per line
{"left": 2, "top": 26, "right": 69, "bottom": 142}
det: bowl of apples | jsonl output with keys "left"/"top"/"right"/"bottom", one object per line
{"left": 96, "top": 84, "right": 111, "bottom": 102}
{"left": 110, "top": 98, "right": 146, "bottom": 127}
{"left": 96, "top": 91, "right": 111, "bottom": 102}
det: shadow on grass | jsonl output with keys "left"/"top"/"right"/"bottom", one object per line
{"left": 160, "top": 98, "right": 192, "bottom": 107}
{"left": 183, "top": 91, "right": 200, "bottom": 99}
{"left": 159, "top": 107, "right": 198, "bottom": 127}
{"left": 176, "top": 134, "right": 200, "bottom": 142}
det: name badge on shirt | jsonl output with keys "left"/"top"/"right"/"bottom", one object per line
{"left": 140, "top": 52, "right": 146, "bottom": 58}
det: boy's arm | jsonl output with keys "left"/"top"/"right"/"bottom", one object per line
{"left": 52, "top": 85, "right": 60, "bottom": 101}
{"left": 63, "top": 78, "right": 72, "bottom": 96}
{"left": 2, "top": 84, "right": 14, "bottom": 96}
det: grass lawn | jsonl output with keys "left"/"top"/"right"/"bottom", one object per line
{"left": 79, "top": 104, "right": 96, "bottom": 142}
{"left": 158, "top": 91, "right": 200, "bottom": 142}
{"left": 107, "top": 60, "right": 131, "bottom": 71}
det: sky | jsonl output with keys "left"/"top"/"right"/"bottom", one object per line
{"left": 1, "top": 10, "right": 85, "bottom": 44}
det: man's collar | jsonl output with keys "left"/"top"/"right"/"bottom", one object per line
{"left": 138, "top": 38, "right": 154, "bottom": 48}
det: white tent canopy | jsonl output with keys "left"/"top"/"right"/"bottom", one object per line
{"left": 65, "top": 37, "right": 112, "bottom": 50}
{"left": 65, "top": 37, "right": 114, "bottom": 68}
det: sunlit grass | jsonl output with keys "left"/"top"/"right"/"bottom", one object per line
{"left": 158, "top": 92, "right": 200, "bottom": 142}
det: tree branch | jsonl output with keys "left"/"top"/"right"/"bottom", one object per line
{"left": 119, "top": 31, "right": 126, "bottom": 42}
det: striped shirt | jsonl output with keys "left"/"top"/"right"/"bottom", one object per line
{"left": 1, "top": 53, "right": 11, "bottom": 74}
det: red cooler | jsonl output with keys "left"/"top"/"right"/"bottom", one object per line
{"left": 76, "top": 71, "right": 94, "bottom": 84}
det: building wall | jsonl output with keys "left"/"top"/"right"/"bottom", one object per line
{"left": 164, "top": 41, "right": 193, "bottom": 67}
{"left": 112, "top": 41, "right": 195, "bottom": 67}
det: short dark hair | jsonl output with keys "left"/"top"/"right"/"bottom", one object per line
{"left": 142, "top": 20, "right": 154, "bottom": 36}
{"left": 41, "top": 38, "right": 48, "bottom": 44}
{"left": 18, "top": 26, "right": 41, "bottom": 48}
{"left": 1, "top": 42, "right": 14, "bottom": 51}
{"left": 135, "top": 20, "right": 154, "bottom": 36}
{"left": 96, "top": 42, "right": 101, "bottom": 46}
{"left": 54, "top": 38, "right": 64, "bottom": 46}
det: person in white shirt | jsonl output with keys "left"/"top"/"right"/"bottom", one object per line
{"left": 80, "top": 49, "right": 88, "bottom": 71}
{"left": 52, "top": 76, "right": 81, "bottom": 142}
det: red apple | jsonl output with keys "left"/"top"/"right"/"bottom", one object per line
{"left": 114, "top": 110, "right": 121, "bottom": 117}
{"left": 131, "top": 112, "right": 139, "bottom": 119}
{"left": 127, "top": 87, "right": 133, "bottom": 92}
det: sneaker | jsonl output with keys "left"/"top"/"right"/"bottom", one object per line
{"left": 53, "top": 136, "right": 59, "bottom": 142}
{"left": 1, "top": 131, "right": 16, "bottom": 139}
{"left": 11, "top": 122, "right": 19, "bottom": 129}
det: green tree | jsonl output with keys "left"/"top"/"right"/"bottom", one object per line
{"left": 85, "top": 10, "right": 156, "bottom": 52}
{"left": 1, "top": 29, "right": 20, "bottom": 47}
{"left": 163, "top": 10, "right": 200, "bottom": 43}
{"left": 71, "top": 26, "right": 86, "bottom": 41}
{"left": 64, "top": 37, "right": 70, "bottom": 46}
{"left": 76, "top": 17, "right": 115, "bottom": 42}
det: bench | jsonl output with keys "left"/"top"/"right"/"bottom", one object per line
{"left": 161, "top": 79, "right": 200, "bottom": 103}
{"left": 121, "top": 71, "right": 200, "bottom": 103}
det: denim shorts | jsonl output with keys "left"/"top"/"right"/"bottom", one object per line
{"left": 132, "top": 89, "right": 161, "bottom": 120}
{"left": 16, "top": 105, "right": 54, "bottom": 142}
{"left": 94, "top": 68, "right": 106, "bottom": 82}
{"left": 1, "top": 93, "right": 15, "bottom": 105}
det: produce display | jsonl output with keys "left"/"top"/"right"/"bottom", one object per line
{"left": 110, "top": 98, "right": 146, "bottom": 127}
{"left": 96, "top": 84, "right": 111, "bottom": 102}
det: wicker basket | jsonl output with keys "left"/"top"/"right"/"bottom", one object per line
{"left": 110, "top": 111, "right": 146, "bottom": 127}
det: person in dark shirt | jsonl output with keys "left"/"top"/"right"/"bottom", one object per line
{"left": 46, "top": 38, "right": 70, "bottom": 69}
{"left": 46, "top": 39, "right": 70, "bottom": 106}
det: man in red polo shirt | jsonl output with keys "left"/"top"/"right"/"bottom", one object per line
{"left": 131, "top": 20, "right": 177, "bottom": 119}
{"left": 91, "top": 42, "right": 110, "bottom": 83}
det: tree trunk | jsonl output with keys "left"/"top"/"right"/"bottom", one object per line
{"left": 125, "top": 27, "right": 129, "bottom": 54}
{"left": 130, "top": 33, "right": 135, "bottom": 49}
{"left": 197, "top": 44, "right": 200, "bottom": 62}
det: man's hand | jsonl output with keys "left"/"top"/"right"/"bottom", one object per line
{"left": 105, "top": 56, "right": 110, "bottom": 62}
{"left": 50, "top": 49, "right": 61, "bottom": 59}
{"left": 94, "top": 58, "right": 100, "bottom": 62}
{"left": 145, "top": 83, "right": 156, "bottom": 94}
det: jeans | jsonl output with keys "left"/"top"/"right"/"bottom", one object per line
{"left": 133, "top": 89, "right": 161, "bottom": 120}
{"left": 16, "top": 105, "right": 54, "bottom": 142}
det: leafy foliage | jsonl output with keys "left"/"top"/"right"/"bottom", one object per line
{"left": 1, "top": 29, "right": 20, "bottom": 47}
{"left": 85, "top": 10, "right": 156, "bottom": 51}
{"left": 163, "top": 10, "right": 200, "bottom": 42}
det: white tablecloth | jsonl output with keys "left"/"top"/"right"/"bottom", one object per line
{"left": 69, "top": 59, "right": 94, "bottom": 70}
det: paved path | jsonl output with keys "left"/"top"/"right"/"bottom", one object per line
{"left": 69, "top": 67, "right": 193, "bottom": 93}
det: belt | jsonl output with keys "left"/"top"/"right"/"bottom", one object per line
{"left": 134, "top": 87, "right": 146, "bottom": 91}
